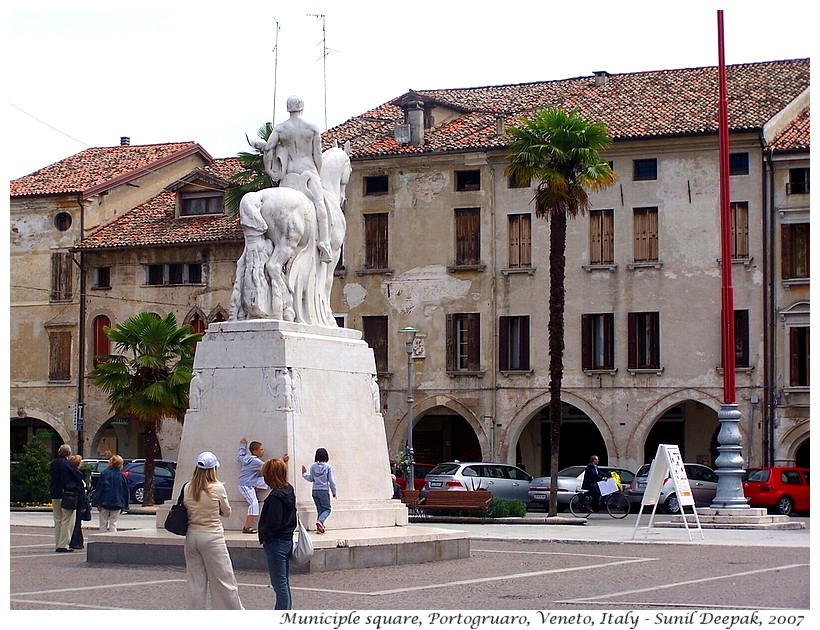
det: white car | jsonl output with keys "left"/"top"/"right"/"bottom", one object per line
{"left": 528, "top": 466, "right": 636, "bottom": 510}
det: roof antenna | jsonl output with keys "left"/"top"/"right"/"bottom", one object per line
{"left": 307, "top": 13, "right": 335, "bottom": 129}
{"left": 272, "top": 17, "right": 280, "bottom": 129}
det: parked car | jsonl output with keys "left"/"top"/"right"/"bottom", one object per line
{"left": 421, "top": 462, "right": 533, "bottom": 503}
{"left": 528, "top": 465, "right": 636, "bottom": 510}
{"left": 392, "top": 462, "right": 437, "bottom": 492}
{"left": 627, "top": 462, "right": 719, "bottom": 513}
{"left": 743, "top": 467, "right": 810, "bottom": 516}
{"left": 84, "top": 459, "right": 112, "bottom": 490}
{"left": 121, "top": 460, "right": 176, "bottom": 504}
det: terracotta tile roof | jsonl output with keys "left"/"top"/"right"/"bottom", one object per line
{"left": 769, "top": 107, "right": 810, "bottom": 152}
{"left": 323, "top": 59, "right": 810, "bottom": 157}
{"left": 10, "top": 142, "right": 212, "bottom": 198}
{"left": 75, "top": 189, "right": 242, "bottom": 251}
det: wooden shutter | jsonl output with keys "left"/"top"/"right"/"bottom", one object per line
{"left": 731, "top": 202, "right": 749, "bottom": 258}
{"left": 92, "top": 315, "right": 111, "bottom": 367}
{"left": 364, "top": 213, "right": 388, "bottom": 269}
{"left": 48, "top": 330, "right": 72, "bottom": 381}
{"left": 602, "top": 210, "right": 614, "bottom": 264}
{"left": 50, "top": 252, "right": 73, "bottom": 301}
{"left": 581, "top": 314, "right": 592, "bottom": 370}
{"left": 627, "top": 312, "right": 637, "bottom": 369}
{"left": 467, "top": 313, "right": 481, "bottom": 371}
{"left": 499, "top": 316, "right": 510, "bottom": 370}
{"left": 363, "top": 316, "right": 388, "bottom": 372}
{"left": 446, "top": 314, "right": 454, "bottom": 370}
{"left": 603, "top": 313, "right": 614, "bottom": 369}
{"left": 456, "top": 208, "right": 480, "bottom": 265}
{"left": 519, "top": 316, "right": 530, "bottom": 370}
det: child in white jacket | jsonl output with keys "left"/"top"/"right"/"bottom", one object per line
{"left": 301, "top": 447, "right": 337, "bottom": 533}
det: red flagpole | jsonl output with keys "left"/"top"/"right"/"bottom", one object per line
{"left": 717, "top": 10, "right": 736, "bottom": 404}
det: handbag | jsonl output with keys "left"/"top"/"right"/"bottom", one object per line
{"left": 291, "top": 518, "right": 314, "bottom": 565}
{"left": 61, "top": 489, "right": 79, "bottom": 510}
{"left": 163, "top": 483, "right": 189, "bottom": 536}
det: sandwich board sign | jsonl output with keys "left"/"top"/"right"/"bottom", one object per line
{"left": 632, "top": 444, "right": 703, "bottom": 540}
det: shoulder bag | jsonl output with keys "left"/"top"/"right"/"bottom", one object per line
{"left": 61, "top": 489, "right": 79, "bottom": 510}
{"left": 291, "top": 518, "right": 314, "bottom": 565}
{"left": 163, "top": 483, "right": 189, "bottom": 536}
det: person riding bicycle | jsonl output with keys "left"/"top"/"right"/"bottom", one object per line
{"left": 581, "top": 455, "right": 608, "bottom": 513}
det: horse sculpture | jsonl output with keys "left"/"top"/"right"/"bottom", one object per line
{"left": 228, "top": 145, "right": 351, "bottom": 327}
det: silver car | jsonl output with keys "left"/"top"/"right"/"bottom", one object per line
{"left": 421, "top": 462, "right": 533, "bottom": 503}
{"left": 528, "top": 466, "right": 636, "bottom": 510}
{"left": 626, "top": 462, "right": 719, "bottom": 513}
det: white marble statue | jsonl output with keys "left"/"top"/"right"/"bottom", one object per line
{"left": 229, "top": 96, "right": 351, "bottom": 327}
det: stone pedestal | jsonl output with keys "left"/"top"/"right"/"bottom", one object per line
{"left": 159, "top": 319, "right": 407, "bottom": 532}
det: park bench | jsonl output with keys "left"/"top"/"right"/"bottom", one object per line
{"left": 413, "top": 490, "right": 492, "bottom": 521}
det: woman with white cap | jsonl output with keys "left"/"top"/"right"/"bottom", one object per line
{"left": 183, "top": 451, "right": 244, "bottom": 609}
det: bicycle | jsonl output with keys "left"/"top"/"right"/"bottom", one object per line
{"left": 568, "top": 488, "right": 630, "bottom": 519}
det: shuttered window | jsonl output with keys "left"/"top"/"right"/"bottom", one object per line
{"left": 581, "top": 313, "right": 614, "bottom": 370}
{"left": 363, "top": 315, "right": 389, "bottom": 373}
{"left": 789, "top": 327, "right": 810, "bottom": 386}
{"left": 633, "top": 207, "right": 658, "bottom": 263}
{"left": 730, "top": 202, "right": 749, "bottom": 259}
{"left": 50, "top": 252, "right": 73, "bottom": 301}
{"left": 508, "top": 214, "right": 532, "bottom": 268}
{"left": 92, "top": 315, "right": 111, "bottom": 367}
{"left": 782, "top": 223, "right": 809, "bottom": 279}
{"left": 446, "top": 313, "right": 480, "bottom": 372}
{"left": 627, "top": 312, "right": 660, "bottom": 370}
{"left": 455, "top": 208, "right": 481, "bottom": 265}
{"left": 48, "top": 330, "right": 72, "bottom": 381}
{"left": 499, "top": 316, "right": 530, "bottom": 371}
{"left": 590, "top": 209, "right": 614, "bottom": 265}
{"left": 364, "top": 213, "right": 389, "bottom": 269}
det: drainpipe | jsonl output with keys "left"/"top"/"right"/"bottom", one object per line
{"left": 75, "top": 194, "right": 86, "bottom": 456}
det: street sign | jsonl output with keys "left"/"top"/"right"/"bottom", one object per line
{"left": 73, "top": 402, "right": 84, "bottom": 431}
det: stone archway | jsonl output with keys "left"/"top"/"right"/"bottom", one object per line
{"left": 387, "top": 394, "right": 486, "bottom": 465}
{"left": 504, "top": 391, "right": 617, "bottom": 476}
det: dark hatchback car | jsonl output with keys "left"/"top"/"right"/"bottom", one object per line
{"left": 121, "top": 460, "right": 176, "bottom": 504}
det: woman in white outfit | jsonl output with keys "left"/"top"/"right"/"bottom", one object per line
{"left": 183, "top": 451, "right": 244, "bottom": 610}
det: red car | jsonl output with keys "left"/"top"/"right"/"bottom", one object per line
{"left": 743, "top": 467, "right": 810, "bottom": 516}
{"left": 392, "top": 462, "right": 436, "bottom": 492}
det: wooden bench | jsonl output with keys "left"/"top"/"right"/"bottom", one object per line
{"left": 413, "top": 490, "right": 492, "bottom": 520}
{"left": 401, "top": 490, "right": 421, "bottom": 515}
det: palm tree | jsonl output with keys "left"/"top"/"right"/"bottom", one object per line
{"left": 89, "top": 312, "right": 202, "bottom": 506}
{"left": 224, "top": 122, "right": 276, "bottom": 213}
{"left": 505, "top": 107, "right": 616, "bottom": 517}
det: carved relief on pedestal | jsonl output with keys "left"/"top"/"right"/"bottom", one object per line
{"left": 264, "top": 366, "right": 302, "bottom": 412}
{"left": 189, "top": 369, "right": 214, "bottom": 411}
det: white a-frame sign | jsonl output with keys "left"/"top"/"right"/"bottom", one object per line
{"left": 632, "top": 444, "right": 703, "bottom": 540}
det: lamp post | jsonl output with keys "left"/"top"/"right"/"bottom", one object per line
{"left": 400, "top": 327, "right": 418, "bottom": 490}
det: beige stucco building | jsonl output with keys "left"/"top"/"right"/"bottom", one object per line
{"left": 10, "top": 59, "right": 809, "bottom": 479}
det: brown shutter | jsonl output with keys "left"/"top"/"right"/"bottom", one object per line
{"left": 602, "top": 210, "right": 614, "bottom": 264}
{"left": 521, "top": 215, "right": 532, "bottom": 267}
{"left": 604, "top": 313, "right": 614, "bottom": 369}
{"left": 781, "top": 225, "right": 794, "bottom": 279}
{"left": 49, "top": 331, "right": 72, "bottom": 381}
{"left": 445, "top": 314, "right": 454, "bottom": 371}
{"left": 93, "top": 315, "right": 111, "bottom": 367}
{"left": 520, "top": 316, "right": 530, "bottom": 371}
{"left": 581, "top": 314, "right": 591, "bottom": 370}
{"left": 508, "top": 218, "right": 520, "bottom": 268}
{"left": 499, "top": 316, "right": 510, "bottom": 371}
{"left": 467, "top": 313, "right": 480, "bottom": 371}
{"left": 627, "top": 313, "right": 637, "bottom": 369}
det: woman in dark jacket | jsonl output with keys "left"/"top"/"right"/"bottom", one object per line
{"left": 90, "top": 455, "right": 130, "bottom": 532}
{"left": 258, "top": 457, "right": 297, "bottom": 610}
{"left": 68, "top": 455, "right": 91, "bottom": 549}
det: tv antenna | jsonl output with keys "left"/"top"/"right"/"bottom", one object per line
{"left": 272, "top": 17, "right": 280, "bottom": 128}
{"left": 307, "top": 12, "right": 336, "bottom": 129}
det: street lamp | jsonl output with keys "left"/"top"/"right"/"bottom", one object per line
{"left": 400, "top": 326, "right": 418, "bottom": 491}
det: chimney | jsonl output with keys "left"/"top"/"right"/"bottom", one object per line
{"left": 404, "top": 99, "right": 425, "bottom": 146}
{"left": 593, "top": 71, "right": 610, "bottom": 87}
{"left": 496, "top": 115, "right": 505, "bottom": 136}
{"left": 120, "top": 136, "right": 131, "bottom": 146}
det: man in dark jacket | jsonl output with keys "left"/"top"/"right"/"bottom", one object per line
{"left": 581, "top": 455, "right": 607, "bottom": 513}
{"left": 49, "top": 444, "right": 84, "bottom": 552}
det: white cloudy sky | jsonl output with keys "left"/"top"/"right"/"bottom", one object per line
{"left": 6, "top": 0, "right": 812, "bottom": 179}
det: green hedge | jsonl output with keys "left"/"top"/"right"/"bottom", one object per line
{"left": 489, "top": 497, "right": 527, "bottom": 518}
